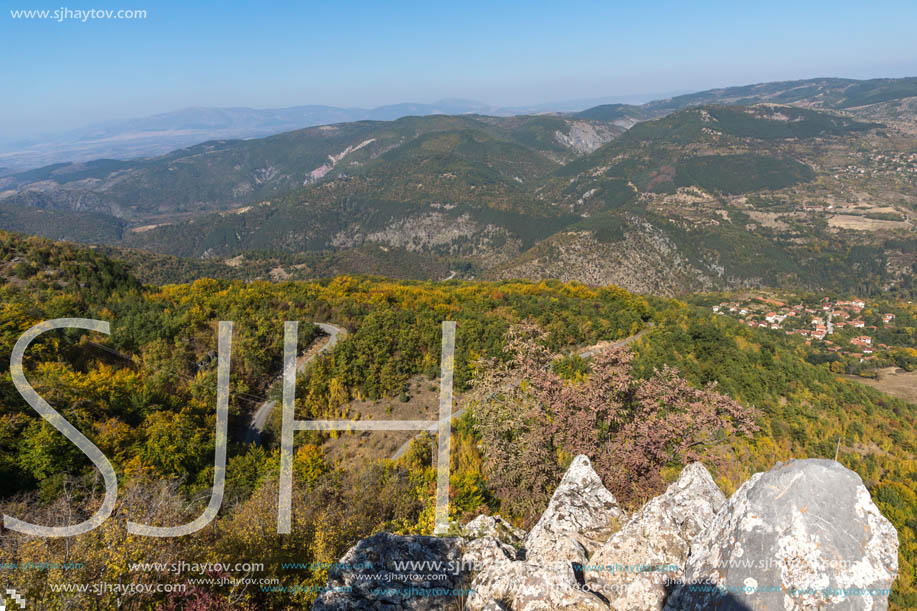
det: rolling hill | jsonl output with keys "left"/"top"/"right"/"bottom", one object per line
{"left": 0, "top": 99, "right": 501, "bottom": 170}
{"left": 121, "top": 102, "right": 914, "bottom": 297}
{"left": 576, "top": 76, "right": 917, "bottom": 123}
{"left": 0, "top": 77, "right": 914, "bottom": 296}
{"left": 0, "top": 114, "right": 622, "bottom": 222}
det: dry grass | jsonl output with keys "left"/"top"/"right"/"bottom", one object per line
{"left": 827, "top": 215, "right": 910, "bottom": 231}
{"left": 844, "top": 367, "right": 917, "bottom": 404}
{"left": 322, "top": 375, "right": 459, "bottom": 465}
{"left": 746, "top": 210, "right": 790, "bottom": 229}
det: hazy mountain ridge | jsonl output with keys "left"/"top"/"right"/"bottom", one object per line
{"left": 0, "top": 96, "right": 641, "bottom": 171}
{"left": 0, "top": 99, "right": 499, "bottom": 170}
{"left": 577, "top": 76, "right": 917, "bottom": 122}
{"left": 5, "top": 76, "right": 915, "bottom": 172}
{"left": 0, "top": 77, "right": 915, "bottom": 296}
{"left": 0, "top": 114, "right": 622, "bottom": 223}
{"left": 120, "top": 100, "right": 914, "bottom": 297}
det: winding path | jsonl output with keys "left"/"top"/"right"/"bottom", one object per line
{"left": 245, "top": 322, "right": 345, "bottom": 444}
{"left": 389, "top": 321, "right": 654, "bottom": 460}
{"left": 576, "top": 321, "right": 654, "bottom": 358}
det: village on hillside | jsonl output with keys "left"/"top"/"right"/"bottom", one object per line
{"left": 711, "top": 295, "right": 902, "bottom": 362}
{"left": 833, "top": 150, "right": 917, "bottom": 180}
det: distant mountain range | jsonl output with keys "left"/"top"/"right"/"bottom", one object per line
{"left": 0, "top": 76, "right": 914, "bottom": 297}
{"left": 4, "top": 77, "right": 915, "bottom": 173}
{"left": 0, "top": 93, "right": 668, "bottom": 172}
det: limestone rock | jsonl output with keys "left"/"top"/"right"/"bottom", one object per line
{"left": 467, "top": 560, "right": 608, "bottom": 611}
{"left": 586, "top": 462, "right": 726, "bottom": 610}
{"left": 462, "top": 536, "right": 518, "bottom": 573}
{"left": 312, "top": 459, "right": 900, "bottom": 611}
{"left": 463, "top": 514, "right": 526, "bottom": 548}
{"left": 466, "top": 560, "right": 529, "bottom": 609}
{"left": 524, "top": 455, "right": 624, "bottom": 566}
{"left": 311, "top": 532, "right": 468, "bottom": 610}
{"left": 665, "top": 459, "right": 899, "bottom": 611}
{"left": 467, "top": 456, "right": 622, "bottom": 611}
{"left": 513, "top": 562, "right": 610, "bottom": 611}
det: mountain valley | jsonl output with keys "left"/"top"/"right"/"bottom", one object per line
{"left": 0, "top": 77, "right": 914, "bottom": 298}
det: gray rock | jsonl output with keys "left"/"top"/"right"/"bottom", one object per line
{"left": 311, "top": 532, "right": 470, "bottom": 610}
{"left": 513, "top": 562, "right": 610, "bottom": 611}
{"left": 524, "top": 455, "right": 624, "bottom": 566}
{"left": 312, "top": 459, "right": 900, "bottom": 611}
{"left": 463, "top": 514, "right": 527, "bottom": 548}
{"left": 463, "top": 536, "right": 518, "bottom": 573}
{"left": 466, "top": 560, "right": 529, "bottom": 610}
{"left": 586, "top": 462, "right": 726, "bottom": 610}
{"left": 665, "top": 459, "right": 899, "bottom": 611}
{"left": 467, "top": 560, "right": 608, "bottom": 611}
{"left": 553, "top": 121, "right": 622, "bottom": 155}
{"left": 466, "top": 456, "right": 621, "bottom": 611}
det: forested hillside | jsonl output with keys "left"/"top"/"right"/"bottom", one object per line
{"left": 1, "top": 77, "right": 914, "bottom": 299}
{"left": 0, "top": 114, "right": 619, "bottom": 222}
{"left": 104, "top": 103, "right": 917, "bottom": 298}
{"left": 0, "top": 231, "right": 913, "bottom": 609}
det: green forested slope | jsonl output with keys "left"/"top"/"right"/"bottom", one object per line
{"left": 0, "top": 231, "right": 913, "bottom": 608}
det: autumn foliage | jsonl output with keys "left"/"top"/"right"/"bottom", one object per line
{"left": 471, "top": 323, "right": 758, "bottom": 520}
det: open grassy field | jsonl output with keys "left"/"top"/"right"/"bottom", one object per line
{"left": 844, "top": 367, "right": 917, "bottom": 403}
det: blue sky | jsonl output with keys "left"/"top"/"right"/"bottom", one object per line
{"left": 2, "top": 0, "right": 916, "bottom": 137}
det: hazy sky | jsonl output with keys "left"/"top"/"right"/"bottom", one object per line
{"left": 2, "top": 0, "right": 916, "bottom": 138}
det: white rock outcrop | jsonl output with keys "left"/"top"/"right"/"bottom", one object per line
{"left": 468, "top": 560, "right": 608, "bottom": 611}
{"left": 524, "top": 455, "right": 625, "bottom": 565}
{"left": 585, "top": 462, "right": 726, "bottom": 610}
{"left": 664, "top": 459, "right": 899, "bottom": 611}
{"left": 311, "top": 458, "right": 899, "bottom": 611}
{"left": 467, "top": 455, "right": 620, "bottom": 610}
{"left": 463, "top": 536, "right": 517, "bottom": 573}
{"left": 463, "top": 514, "right": 526, "bottom": 548}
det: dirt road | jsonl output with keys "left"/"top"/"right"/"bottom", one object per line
{"left": 245, "top": 322, "right": 345, "bottom": 444}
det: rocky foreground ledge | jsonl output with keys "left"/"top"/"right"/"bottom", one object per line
{"left": 312, "top": 457, "right": 899, "bottom": 610}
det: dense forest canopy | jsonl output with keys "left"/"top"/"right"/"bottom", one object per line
{"left": 0, "top": 230, "right": 914, "bottom": 609}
